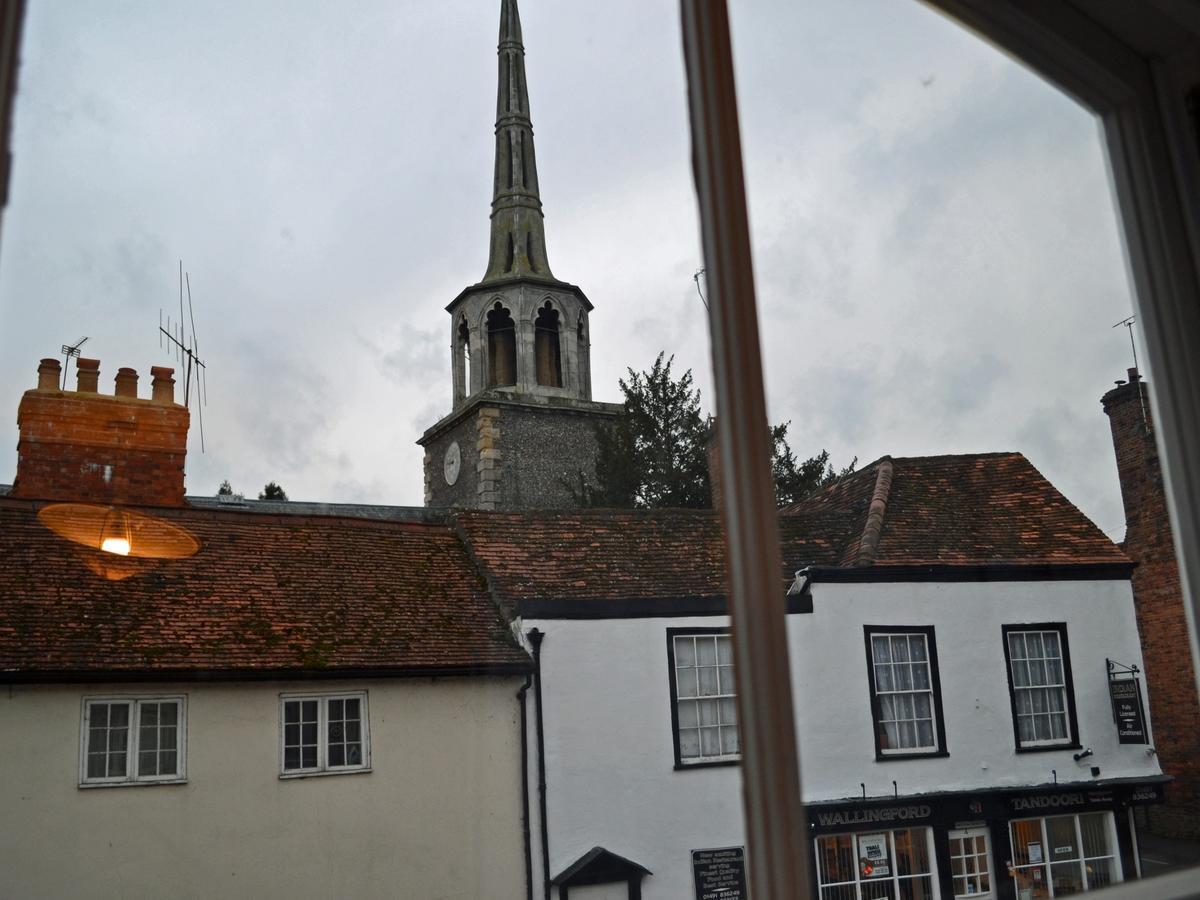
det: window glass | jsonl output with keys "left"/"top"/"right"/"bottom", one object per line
{"left": 816, "top": 828, "right": 935, "bottom": 900}
{"left": 1006, "top": 627, "right": 1073, "bottom": 746}
{"left": 281, "top": 693, "right": 369, "bottom": 775}
{"left": 82, "top": 698, "right": 184, "bottom": 785}
{"left": 672, "top": 632, "right": 740, "bottom": 764}
{"left": 1008, "top": 813, "right": 1119, "bottom": 897}
{"left": 868, "top": 631, "right": 939, "bottom": 754}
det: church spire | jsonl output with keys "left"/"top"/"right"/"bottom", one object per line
{"left": 483, "top": 0, "right": 554, "bottom": 283}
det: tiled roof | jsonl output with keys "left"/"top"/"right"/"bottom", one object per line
{"left": 458, "top": 453, "right": 1126, "bottom": 611}
{"left": 786, "top": 452, "right": 1128, "bottom": 567}
{"left": 455, "top": 509, "right": 854, "bottom": 609}
{"left": 0, "top": 498, "right": 528, "bottom": 678}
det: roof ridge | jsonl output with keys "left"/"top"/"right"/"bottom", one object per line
{"left": 855, "top": 458, "right": 894, "bottom": 567}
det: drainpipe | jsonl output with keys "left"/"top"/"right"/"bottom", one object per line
{"left": 529, "top": 628, "right": 551, "bottom": 900}
{"left": 518, "top": 671, "right": 534, "bottom": 900}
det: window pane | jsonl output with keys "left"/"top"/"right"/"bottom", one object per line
{"left": 1029, "top": 659, "right": 1047, "bottom": 686}
{"left": 347, "top": 720, "right": 361, "bottom": 742}
{"left": 345, "top": 698, "right": 360, "bottom": 719}
{"left": 916, "top": 719, "right": 934, "bottom": 747}
{"left": 875, "top": 663, "right": 894, "bottom": 691}
{"left": 1086, "top": 857, "right": 1116, "bottom": 891}
{"left": 872, "top": 635, "right": 891, "bottom": 663}
{"left": 329, "top": 744, "right": 345, "bottom": 767}
{"left": 139, "top": 750, "right": 158, "bottom": 776}
{"left": 679, "top": 728, "right": 700, "bottom": 758}
{"left": 347, "top": 742, "right": 363, "bottom": 765}
{"left": 302, "top": 723, "right": 318, "bottom": 745}
{"left": 698, "top": 666, "right": 718, "bottom": 696}
{"left": 716, "top": 635, "right": 732, "bottom": 664}
{"left": 1044, "top": 631, "right": 1061, "bottom": 657}
{"left": 1046, "top": 817, "right": 1079, "bottom": 859}
{"left": 912, "top": 663, "right": 930, "bottom": 690}
{"left": 1027, "top": 632, "right": 1044, "bottom": 658}
{"left": 161, "top": 727, "right": 177, "bottom": 751}
{"left": 913, "top": 693, "right": 931, "bottom": 718}
{"left": 909, "top": 636, "right": 927, "bottom": 662}
{"left": 674, "top": 636, "right": 696, "bottom": 666}
{"left": 1049, "top": 862, "right": 1083, "bottom": 895}
{"left": 87, "top": 753, "right": 107, "bottom": 779}
{"left": 1079, "top": 813, "right": 1110, "bottom": 858}
{"left": 284, "top": 701, "right": 300, "bottom": 724}
{"left": 302, "top": 745, "right": 317, "bottom": 768}
{"left": 284, "top": 746, "right": 300, "bottom": 769}
{"left": 1013, "top": 660, "right": 1030, "bottom": 688}
{"left": 107, "top": 752, "right": 126, "bottom": 778}
{"left": 159, "top": 750, "right": 177, "bottom": 775}
{"left": 698, "top": 698, "right": 719, "bottom": 726}
{"left": 140, "top": 725, "right": 158, "bottom": 752}
{"left": 718, "top": 664, "right": 735, "bottom": 694}
{"left": 141, "top": 703, "right": 158, "bottom": 727}
{"left": 700, "top": 726, "right": 719, "bottom": 756}
{"left": 677, "top": 667, "right": 698, "bottom": 699}
{"left": 329, "top": 698, "right": 343, "bottom": 720}
{"left": 895, "top": 664, "right": 913, "bottom": 691}
{"left": 697, "top": 637, "right": 717, "bottom": 665}
{"left": 91, "top": 704, "right": 110, "bottom": 727}
{"left": 719, "top": 697, "right": 737, "bottom": 727}
{"left": 678, "top": 700, "right": 697, "bottom": 728}
{"left": 1010, "top": 820, "right": 1042, "bottom": 866}
{"left": 720, "top": 724, "right": 738, "bottom": 754}
{"left": 160, "top": 703, "right": 177, "bottom": 726}
{"left": 891, "top": 636, "right": 910, "bottom": 662}
{"left": 110, "top": 704, "right": 129, "bottom": 728}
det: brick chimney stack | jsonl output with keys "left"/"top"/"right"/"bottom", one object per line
{"left": 1102, "top": 367, "right": 1200, "bottom": 839}
{"left": 12, "top": 357, "right": 190, "bottom": 507}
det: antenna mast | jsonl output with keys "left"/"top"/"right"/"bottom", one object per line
{"left": 1113, "top": 314, "right": 1149, "bottom": 430}
{"left": 159, "top": 261, "right": 209, "bottom": 451}
{"left": 59, "top": 336, "right": 89, "bottom": 389}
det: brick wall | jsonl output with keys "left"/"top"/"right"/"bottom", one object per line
{"left": 1102, "top": 369, "right": 1200, "bottom": 839}
{"left": 11, "top": 358, "right": 189, "bottom": 507}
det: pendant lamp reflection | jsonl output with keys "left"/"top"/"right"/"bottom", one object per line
{"left": 37, "top": 503, "right": 201, "bottom": 559}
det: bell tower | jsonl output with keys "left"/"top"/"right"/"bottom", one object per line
{"left": 418, "top": 0, "right": 621, "bottom": 510}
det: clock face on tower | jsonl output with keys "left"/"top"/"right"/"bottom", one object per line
{"left": 443, "top": 441, "right": 462, "bottom": 486}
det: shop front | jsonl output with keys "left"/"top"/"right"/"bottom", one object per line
{"left": 806, "top": 778, "right": 1166, "bottom": 900}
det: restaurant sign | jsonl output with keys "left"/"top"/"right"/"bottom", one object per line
{"left": 1108, "top": 678, "right": 1148, "bottom": 744}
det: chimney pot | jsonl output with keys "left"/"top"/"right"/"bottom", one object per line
{"left": 37, "top": 358, "right": 61, "bottom": 390}
{"left": 150, "top": 366, "right": 176, "bottom": 404}
{"left": 114, "top": 367, "right": 138, "bottom": 398}
{"left": 76, "top": 358, "right": 100, "bottom": 393}
{"left": 1128, "top": 367, "right": 1141, "bottom": 383}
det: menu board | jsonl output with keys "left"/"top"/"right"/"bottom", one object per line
{"left": 692, "top": 847, "right": 748, "bottom": 900}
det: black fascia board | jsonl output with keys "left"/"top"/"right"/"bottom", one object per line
{"left": 0, "top": 660, "right": 533, "bottom": 684}
{"left": 518, "top": 592, "right": 813, "bottom": 620}
{"left": 798, "top": 562, "right": 1134, "bottom": 584}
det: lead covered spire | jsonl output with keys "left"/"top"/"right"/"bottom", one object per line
{"left": 483, "top": 0, "right": 554, "bottom": 282}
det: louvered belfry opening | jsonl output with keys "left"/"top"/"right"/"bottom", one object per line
{"left": 534, "top": 301, "right": 562, "bottom": 387}
{"left": 487, "top": 303, "right": 517, "bottom": 387}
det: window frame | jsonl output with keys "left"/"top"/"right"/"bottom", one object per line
{"left": 1008, "top": 811, "right": 1123, "bottom": 894}
{"left": 862, "top": 625, "right": 948, "bottom": 760}
{"left": 814, "top": 826, "right": 938, "bottom": 900}
{"left": 1001, "top": 622, "right": 1081, "bottom": 753}
{"left": 666, "top": 626, "right": 740, "bottom": 770}
{"left": 278, "top": 690, "right": 371, "bottom": 778}
{"left": 78, "top": 695, "right": 187, "bottom": 788}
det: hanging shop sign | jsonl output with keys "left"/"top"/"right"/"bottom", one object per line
{"left": 691, "top": 846, "right": 747, "bottom": 900}
{"left": 1108, "top": 676, "right": 1148, "bottom": 744}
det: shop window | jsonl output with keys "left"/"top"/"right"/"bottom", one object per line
{"left": 814, "top": 827, "right": 936, "bottom": 900}
{"left": 667, "top": 628, "right": 739, "bottom": 767}
{"left": 80, "top": 696, "right": 186, "bottom": 786}
{"left": 1009, "top": 812, "right": 1121, "bottom": 896}
{"left": 863, "top": 626, "right": 947, "bottom": 759}
{"left": 280, "top": 692, "right": 370, "bottom": 777}
{"left": 1002, "top": 624, "right": 1080, "bottom": 751}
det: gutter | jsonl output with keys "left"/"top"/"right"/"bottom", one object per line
{"left": 528, "top": 628, "right": 551, "bottom": 900}
{"left": 517, "top": 672, "right": 534, "bottom": 900}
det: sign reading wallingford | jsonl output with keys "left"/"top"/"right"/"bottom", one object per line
{"left": 1108, "top": 678, "right": 1148, "bottom": 744}
{"left": 692, "top": 847, "right": 748, "bottom": 900}
{"left": 813, "top": 805, "right": 933, "bottom": 828}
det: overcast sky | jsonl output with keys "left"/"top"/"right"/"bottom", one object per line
{"left": 0, "top": 1, "right": 1141, "bottom": 538}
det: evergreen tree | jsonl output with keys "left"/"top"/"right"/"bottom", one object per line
{"left": 216, "top": 480, "right": 233, "bottom": 497}
{"left": 579, "top": 352, "right": 853, "bottom": 508}
{"left": 259, "top": 482, "right": 288, "bottom": 501}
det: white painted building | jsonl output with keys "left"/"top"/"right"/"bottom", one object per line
{"left": 457, "top": 454, "right": 1167, "bottom": 900}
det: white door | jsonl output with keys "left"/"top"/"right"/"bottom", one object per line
{"left": 949, "top": 826, "right": 995, "bottom": 899}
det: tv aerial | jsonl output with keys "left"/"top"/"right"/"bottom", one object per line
{"left": 60, "top": 336, "right": 88, "bottom": 388}
{"left": 159, "top": 260, "right": 209, "bottom": 451}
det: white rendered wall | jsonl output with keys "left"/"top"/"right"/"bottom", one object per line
{"left": 0, "top": 676, "right": 525, "bottom": 900}
{"left": 524, "top": 578, "right": 1162, "bottom": 898}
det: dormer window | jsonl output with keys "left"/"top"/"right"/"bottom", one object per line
{"left": 534, "top": 301, "right": 562, "bottom": 387}
{"left": 487, "top": 303, "right": 517, "bottom": 387}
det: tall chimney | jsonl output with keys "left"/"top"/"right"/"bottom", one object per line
{"left": 12, "top": 357, "right": 190, "bottom": 506}
{"left": 1101, "top": 368, "right": 1200, "bottom": 838}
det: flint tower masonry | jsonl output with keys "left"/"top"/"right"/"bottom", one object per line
{"left": 418, "top": 0, "right": 620, "bottom": 510}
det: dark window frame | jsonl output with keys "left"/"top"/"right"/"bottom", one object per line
{"left": 666, "top": 626, "right": 741, "bottom": 771}
{"left": 862, "top": 625, "right": 949, "bottom": 761}
{"left": 1001, "top": 622, "right": 1082, "bottom": 753}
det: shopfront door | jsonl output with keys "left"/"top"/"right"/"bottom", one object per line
{"left": 948, "top": 826, "right": 994, "bottom": 899}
